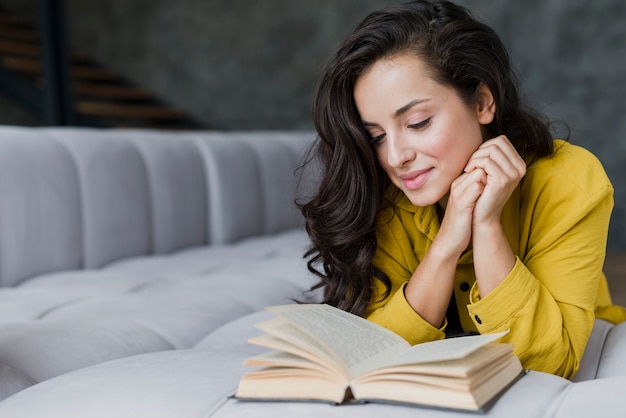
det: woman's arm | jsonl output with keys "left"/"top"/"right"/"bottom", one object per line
{"left": 468, "top": 194, "right": 612, "bottom": 378}
{"left": 403, "top": 136, "right": 525, "bottom": 326}
{"left": 466, "top": 141, "right": 613, "bottom": 378}
{"left": 464, "top": 136, "right": 526, "bottom": 297}
{"left": 367, "top": 146, "right": 506, "bottom": 340}
{"left": 403, "top": 166, "right": 488, "bottom": 328}
{"left": 367, "top": 136, "right": 523, "bottom": 342}
{"left": 365, "top": 212, "right": 454, "bottom": 345}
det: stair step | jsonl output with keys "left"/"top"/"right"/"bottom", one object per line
{"left": 0, "top": 39, "right": 39, "bottom": 57}
{"left": 0, "top": 25, "right": 38, "bottom": 42}
{"left": 71, "top": 66, "right": 120, "bottom": 81}
{"left": 0, "top": 42, "right": 94, "bottom": 63}
{"left": 0, "top": 43, "right": 119, "bottom": 66}
{"left": 0, "top": 12, "right": 28, "bottom": 26}
{"left": 1, "top": 56, "right": 120, "bottom": 80}
{"left": 73, "top": 82, "right": 153, "bottom": 100}
{"left": 1, "top": 55, "right": 39, "bottom": 74}
{"left": 76, "top": 101, "right": 185, "bottom": 120}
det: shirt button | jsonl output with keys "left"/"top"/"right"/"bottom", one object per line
{"left": 460, "top": 282, "right": 470, "bottom": 292}
{"left": 474, "top": 315, "right": 482, "bottom": 324}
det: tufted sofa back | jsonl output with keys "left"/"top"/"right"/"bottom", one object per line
{"left": 0, "top": 127, "right": 316, "bottom": 287}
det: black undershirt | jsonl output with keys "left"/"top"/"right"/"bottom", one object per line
{"left": 445, "top": 292, "right": 464, "bottom": 337}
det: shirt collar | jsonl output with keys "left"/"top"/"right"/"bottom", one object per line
{"left": 389, "top": 185, "right": 521, "bottom": 258}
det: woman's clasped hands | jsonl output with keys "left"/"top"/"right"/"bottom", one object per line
{"left": 440, "top": 135, "right": 526, "bottom": 258}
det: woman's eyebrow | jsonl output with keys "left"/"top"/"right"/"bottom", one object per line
{"left": 360, "top": 98, "right": 431, "bottom": 127}
{"left": 394, "top": 98, "right": 431, "bottom": 119}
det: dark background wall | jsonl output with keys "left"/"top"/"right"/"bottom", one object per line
{"left": 0, "top": 0, "right": 625, "bottom": 249}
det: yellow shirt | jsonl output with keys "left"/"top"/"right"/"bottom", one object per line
{"left": 366, "top": 140, "right": 626, "bottom": 379}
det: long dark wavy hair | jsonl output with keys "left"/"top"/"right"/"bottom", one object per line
{"left": 300, "top": 0, "right": 554, "bottom": 316}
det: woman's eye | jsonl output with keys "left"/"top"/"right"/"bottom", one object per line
{"left": 370, "top": 133, "right": 385, "bottom": 145}
{"left": 408, "top": 118, "right": 431, "bottom": 130}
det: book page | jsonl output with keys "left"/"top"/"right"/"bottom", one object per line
{"left": 378, "top": 330, "right": 509, "bottom": 369}
{"left": 245, "top": 350, "right": 345, "bottom": 380}
{"left": 252, "top": 318, "right": 345, "bottom": 376}
{"left": 362, "top": 343, "right": 513, "bottom": 379}
{"left": 267, "top": 304, "right": 409, "bottom": 378}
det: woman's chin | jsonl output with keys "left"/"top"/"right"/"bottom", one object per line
{"left": 402, "top": 190, "right": 441, "bottom": 208}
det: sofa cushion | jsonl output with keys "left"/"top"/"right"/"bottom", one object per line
{"left": 120, "top": 130, "right": 209, "bottom": 254}
{"left": 549, "top": 375, "right": 626, "bottom": 417}
{"left": 0, "top": 365, "right": 35, "bottom": 403}
{"left": 595, "top": 322, "right": 626, "bottom": 378}
{"left": 45, "top": 129, "right": 153, "bottom": 269}
{"left": 0, "top": 128, "right": 82, "bottom": 287}
{"left": 0, "top": 228, "right": 315, "bottom": 401}
{"left": 572, "top": 319, "right": 614, "bottom": 381}
{"left": 0, "top": 349, "right": 249, "bottom": 418}
{"left": 0, "top": 320, "right": 174, "bottom": 382}
{"left": 186, "top": 131, "right": 314, "bottom": 244}
{"left": 0, "top": 308, "right": 577, "bottom": 418}
{"left": 0, "top": 127, "right": 316, "bottom": 287}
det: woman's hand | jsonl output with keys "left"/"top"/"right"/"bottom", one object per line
{"left": 437, "top": 168, "right": 486, "bottom": 258}
{"left": 404, "top": 166, "right": 487, "bottom": 328}
{"left": 464, "top": 135, "right": 526, "bottom": 297}
{"left": 464, "top": 135, "right": 526, "bottom": 227}
{"left": 408, "top": 135, "right": 525, "bottom": 318}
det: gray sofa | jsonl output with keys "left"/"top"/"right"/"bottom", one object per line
{"left": 0, "top": 126, "right": 625, "bottom": 417}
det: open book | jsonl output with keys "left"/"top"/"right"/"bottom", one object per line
{"left": 235, "top": 303, "right": 524, "bottom": 412}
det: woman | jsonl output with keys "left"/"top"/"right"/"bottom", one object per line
{"left": 300, "top": 0, "right": 626, "bottom": 379}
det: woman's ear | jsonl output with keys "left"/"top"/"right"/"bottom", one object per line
{"left": 475, "top": 83, "right": 496, "bottom": 125}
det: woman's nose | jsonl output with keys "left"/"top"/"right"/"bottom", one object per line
{"left": 386, "top": 132, "right": 416, "bottom": 168}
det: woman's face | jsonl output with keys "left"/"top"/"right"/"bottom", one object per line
{"left": 353, "top": 54, "right": 494, "bottom": 208}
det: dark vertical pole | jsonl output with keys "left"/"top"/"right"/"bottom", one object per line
{"left": 37, "top": 0, "right": 76, "bottom": 125}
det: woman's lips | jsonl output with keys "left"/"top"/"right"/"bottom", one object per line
{"left": 400, "top": 168, "right": 433, "bottom": 190}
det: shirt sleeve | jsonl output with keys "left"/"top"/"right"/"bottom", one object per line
{"left": 467, "top": 157, "right": 614, "bottom": 379}
{"left": 364, "top": 211, "right": 446, "bottom": 345}
{"left": 366, "top": 282, "right": 446, "bottom": 345}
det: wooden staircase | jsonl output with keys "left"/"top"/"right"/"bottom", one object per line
{"left": 0, "top": 6, "right": 203, "bottom": 129}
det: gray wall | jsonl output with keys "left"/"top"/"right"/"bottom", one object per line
{"left": 1, "top": 0, "right": 625, "bottom": 249}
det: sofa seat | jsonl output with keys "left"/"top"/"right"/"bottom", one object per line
{"left": 2, "top": 309, "right": 626, "bottom": 418}
{"left": 0, "top": 227, "right": 316, "bottom": 402}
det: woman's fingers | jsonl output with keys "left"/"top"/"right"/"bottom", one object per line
{"left": 465, "top": 135, "right": 526, "bottom": 179}
{"left": 464, "top": 135, "right": 526, "bottom": 224}
{"left": 439, "top": 168, "right": 487, "bottom": 255}
{"left": 449, "top": 168, "right": 486, "bottom": 209}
